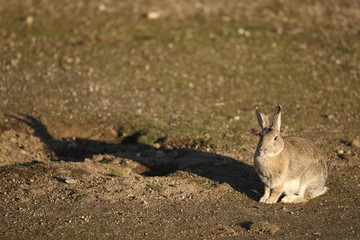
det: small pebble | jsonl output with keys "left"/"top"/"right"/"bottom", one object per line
{"left": 237, "top": 28, "right": 250, "bottom": 37}
{"left": 98, "top": 4, "right": 106, "bottom": 11}
{"left": 351, "top": 139, "right": 360, "bottom": 148}
{"left": 152, "top": 143, "right": 161, "bottom": 149}
{"left": 25, "top": 16, "right": 34, "bottom": 25}
{"left": 64, "top": 178, "right": 77, "bottom": 184}
{"left": 326, "top": 114, "right": 335, "bottom": 120}
{"left": 145, "top": 12, "right": 160, "bottom": 20}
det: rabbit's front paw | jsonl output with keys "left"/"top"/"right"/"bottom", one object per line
{"left": 263, "top": 197, "right": 279, "bottom": 204}
{"left": 259, "top": 196, "right": 269, "bottom": 203}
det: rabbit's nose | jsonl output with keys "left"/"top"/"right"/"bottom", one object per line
{"left": 260, "top": 148, "right": 267, "bottom": 153}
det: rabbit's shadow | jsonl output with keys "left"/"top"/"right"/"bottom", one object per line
{"left": 10, "top": 114, "right": 262, "bottom": 201}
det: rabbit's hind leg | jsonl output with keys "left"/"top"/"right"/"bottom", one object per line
{"left": 281, "top": 183, "right": 308, "bottom": 204}
{"left": 305, "top": 177, "right": 328, "bottom": 199}
{"left": 281, "top": 195, "right": 308, "bottom": 203}
{"left": 308, "top": 186, "right": 328, "bottom": 199}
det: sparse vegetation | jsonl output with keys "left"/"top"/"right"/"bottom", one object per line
{"left": 108, "top": 168, "right": 124, "bottom": 177}
{"left": 70, "top": 189, "right": 91, "bottom": 201}
{"left": 0, "top": 149, "right": 8, "bottom": 155}
{"left": 147, "top": 184, "right": 164, "bottom": 192}
{"left": 0, "top": 0, "right": 359, "bottom": 239}
{"left": 247, "top": 221, "right": 280, "bottom": 235}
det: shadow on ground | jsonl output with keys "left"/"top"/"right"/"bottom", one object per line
{"left": 9, "top": 114, "right": 262, "bottom": 201}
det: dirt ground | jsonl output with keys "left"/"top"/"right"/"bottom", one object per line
{"left": 0, "top": 0, "right": 359, "bottom": 239}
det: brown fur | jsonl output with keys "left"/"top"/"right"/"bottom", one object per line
{"left": 254, "top": 106, "right": 328, "bottom": 204}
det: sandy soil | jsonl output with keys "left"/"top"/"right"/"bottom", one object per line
{"left": 0, "top": 0, "right": 359, "bottom": 239}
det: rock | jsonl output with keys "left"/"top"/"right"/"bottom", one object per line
{"left": 98, "top": 4, "right": 106, "bottom": 11}
{"left": 237, "top": 28, "right": 250, "bottom": 37}
{"left": 152, "top": 143, "right": 161, "bottom": 149}
{"left": 145, "top": 12, "right": 160, "bottom": 20}
{"left": 25, "top": 16, "right": 34, "bottom": 25}
{"left": 337, "top": 149, "right": 344, "bottom": 155}
{"left": 127, "top": 194, "right": 136, "bottom": 200}
{"left": 351, "top": 139, "right": 360, "bottom": 148}
{"left": 326, "top": 114, "right": 335, "bottom": 120}
{"left": 64, "top": 177, "right": 77, "bottom": 184}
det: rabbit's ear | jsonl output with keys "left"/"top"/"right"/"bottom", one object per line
{"left": 256, "top": 107, "right": 270, "bottom": 130}
{"left": 272, "top": 105, "right": 282, "bottom": 131}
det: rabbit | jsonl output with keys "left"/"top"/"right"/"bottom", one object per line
{"left": 253, "top": 105, "right": 328, "bottom": 204}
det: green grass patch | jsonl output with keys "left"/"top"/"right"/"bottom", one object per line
{"left": 0, "top": 149, "right": 8, "bottom": 155}
{"left": 147, "top": 184, "right": 164, "bottom": 192}
{"left": 246, "top": 221, "right": 280, "bottom": 235}
{"left": 108, "top": 169, "right": 124, "bottom": 177}
{"left": 138, "top": 134, "right": 163, "bottom": 144}
{"left": 70, "top": 189, "right": 90, "bottom": 201}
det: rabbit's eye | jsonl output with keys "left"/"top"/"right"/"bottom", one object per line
{"left": 274, "top": 136, "right": 278, "bottom": 140}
